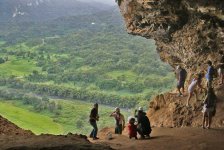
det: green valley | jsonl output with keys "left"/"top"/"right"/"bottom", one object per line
{"left": 0, "top": 5, "right": 175, "bottom": 134}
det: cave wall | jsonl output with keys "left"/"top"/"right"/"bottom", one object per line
{"left": 118, "top": 0, "right": 224, "bottom": 127}
{"left": 118, "top": 0, "right": 224, "bottom": 71}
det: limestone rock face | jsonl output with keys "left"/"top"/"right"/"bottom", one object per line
{"left": 119, "top": 0, "right": 224, "bottom": 69}
{"left": 118, "top": 0, "right": 224, "bottom": 127}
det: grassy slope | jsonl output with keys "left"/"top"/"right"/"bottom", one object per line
{"left": 0, "top": 101, "right": 63, "bottom": 135}
{"left": 0, "top": 58, "right": 38, "bottom": 77}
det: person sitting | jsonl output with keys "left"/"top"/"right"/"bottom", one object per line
{"left": 110, "top": 107, "right": 125, "bottom": 134}
{"left": 135, "top": 107, "right": 152, "bottom": 139}
{"left": 128, "top": 117, "right": 137, "bottom": 139}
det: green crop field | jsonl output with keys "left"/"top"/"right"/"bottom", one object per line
{"left": 0, "top": 101, "right": 63, "bottom": 135}
{"left": 0, "top": 58, "right": 39, "bottom": 77}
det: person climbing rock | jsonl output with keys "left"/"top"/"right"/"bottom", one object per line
{"left": 206, "top": 60, "right": 215, "bottom": 88}
{"left": 89, "top": 103, "right": 99, "bottom": 140}
{"left": 110, "top": 107, "right": 125, "bottom": 134}
{"left": 218, "top": 51, "right": 224, "bottom": 85}
{"left": 202, "top": 87, "right": 217, "bottom": 129}
{"left": 186, "top": 73, "right": 205, "bottom": 107}
{"left": 135, "top": 107, "right": 152, "bottom": 139}
{"left": 127, "top": 117, "right": 137, "bottom": 139}
{"left": 176, "top": 65, "right": 187, "bottom": 97}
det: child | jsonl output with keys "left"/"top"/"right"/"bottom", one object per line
{"left": 128, "top": 117, "right": 137, "bottom": 139}
{"left": 202, "top": 87, "right": 217, "bottom": 129}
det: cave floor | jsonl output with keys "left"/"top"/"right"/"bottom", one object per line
{"left": 91, "top": 127, "right": 224, "bottom": 150}
{"left": 0, "top": 127, "right": 223, "bottom": 150}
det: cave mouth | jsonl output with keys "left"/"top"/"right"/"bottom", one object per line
{"left": 0, "top": 0, "right": 177, "bottom": 136}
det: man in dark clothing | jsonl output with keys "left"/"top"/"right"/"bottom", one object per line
{"left": 135, "top": 107, "right": 152, "bottom": 139}
{"left": 89, "top": 103, "right": 99, "bottom": 140}
{"left": 206, "top": 61, "right": 215, "bottom": 88}
{"left": 177, "top": 66, "right": 187, "bottom": 96}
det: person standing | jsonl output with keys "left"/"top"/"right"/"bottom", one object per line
{"left": 127, "top": 117, "right": 137, "bottom": 139}
{"left": 218, "top": 51, "right": 224, "bottom": 85}
{"left": 202, "top": 88, "right": 217, "bottom": 129}
{"left": 176, "top": 65, "right": 187, "bottom": 96}
{"left": 110, "top": 107, "right": 125, "bottom": 134}
{"left": 206, "top": 60, "right": 215, "bottom": 88}
{"left": 89, "top": 103, "right": 99, "bottom": 140}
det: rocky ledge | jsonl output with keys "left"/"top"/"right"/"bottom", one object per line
{"left": 118, "top": 0, "right": 224, "bottom": 127}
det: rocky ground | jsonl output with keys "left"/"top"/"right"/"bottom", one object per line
{"left": 0, "top": 116, "right": 33, "bottom": 136}
{"left": 147, "top": 84, "right": 224, "bottom": 128}
{"left": 0, "top": 134, "right": 112, "bottom": 150}
{"left": 0, "top": 115, "right": 112, "bottom": 150}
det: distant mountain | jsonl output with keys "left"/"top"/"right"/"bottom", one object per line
{"left": 0, "top": 0, "right": 112, "bottom": 22}
{"left": 78, "top": 0, "right": 116, "bottom": 6}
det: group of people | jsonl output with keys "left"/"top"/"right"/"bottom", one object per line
{"left": 125, "top": 107, "right": 151, "bottom": 139}
{"left": 88, "top": 53, "right": 223, "bottom": 140}
{"left": 177, "top": 51, "right": 223, "bottom": 99}
{"left": 89, "top": 104, "right": 151, "bottom": 140}
{"left": 176, "top": 52, "right": 224, "bottom": 129}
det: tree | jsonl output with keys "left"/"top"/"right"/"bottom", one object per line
{"left": 0, "top": 58, "right": 5, "bottom": 64}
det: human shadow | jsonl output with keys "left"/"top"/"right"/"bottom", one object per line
{"left": 140, "top": 135, "right": 171, "bottom": 140}
{"left": 208, "top": 128, "right": 224, "bottom": 132}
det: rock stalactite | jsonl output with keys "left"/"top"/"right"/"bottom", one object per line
{"left": 118, "top": 0, "right": 224, "bottom": 127}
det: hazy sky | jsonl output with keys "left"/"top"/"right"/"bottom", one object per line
{"left": 78, "top": 0, "right": 116, "bottom": 5}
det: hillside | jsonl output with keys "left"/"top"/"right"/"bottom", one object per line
{"left": 0, "top": 7, "right": 175, "bottom": 110}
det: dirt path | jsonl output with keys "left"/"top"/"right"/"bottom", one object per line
{"left": 92, "top": 127, "right": 224, "bottom": 150}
